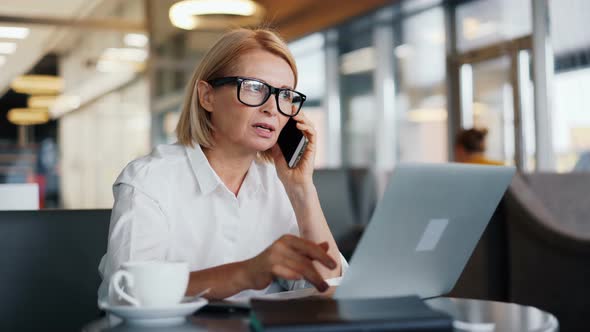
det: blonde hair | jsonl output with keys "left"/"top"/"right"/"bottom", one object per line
{"left": 176, "top": 28, "right": 298, "bottom": 162}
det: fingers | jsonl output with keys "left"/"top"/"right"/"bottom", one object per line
{"left": 282, "top": 255, "right": 329, "bottom": 292}
{"left": 295, "top": 122, "right": 316, "bottom": 146}
{"left": 265, "top": 236, "right": 336, "bottom": 292}
{"left": 283, "top": 236, "right": 337, "bottom": 270}
{"left": 293, "top": 112, "right": 311, "bottom": 125}
{"left": 271, "top": 264, "right": 303, "bottom": 281}
{"left": 293, "top": 113, "right": 317, "bottom": 145}
{"left": 293, "top": 113, "right": 315, "bottom": 134}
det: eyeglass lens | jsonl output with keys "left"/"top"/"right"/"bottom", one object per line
{"left": 239, "top": 79, "right": 302, "bottom": 116}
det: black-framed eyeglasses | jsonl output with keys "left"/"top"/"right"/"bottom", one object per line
{"left": 207, "top": 76, "right": 306, "bottom": 117}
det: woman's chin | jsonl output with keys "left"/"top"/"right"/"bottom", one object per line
{"left": 255, "top": 145, "right": 275, "bottom": 154}
{"left": 247, "top": 139, "right": 276, "bottom": 153}
{"left": 236, "top": 144, "right": 271, "bottom": 156}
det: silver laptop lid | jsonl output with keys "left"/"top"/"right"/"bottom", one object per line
{"left": 335, "top": 163, "right": 515, "bottom": 300}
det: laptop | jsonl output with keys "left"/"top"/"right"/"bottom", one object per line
{"left": 333, "top": 162, "right": 515, "bottom": 299}
{"left": 248, "top": 163, "right": 515, "bottom": 303}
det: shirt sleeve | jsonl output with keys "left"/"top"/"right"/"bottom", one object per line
{"left": 99, "top": 183, "right": 170, "bottom": 291}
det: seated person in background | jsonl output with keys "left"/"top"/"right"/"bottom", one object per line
{"left": 98, "top": 28, "right": 347, "bottom": 302}
{"left": 454, "top": 128, "right": 504, "bottom": 165}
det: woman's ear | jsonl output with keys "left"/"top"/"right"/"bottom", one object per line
{"left": 197, "top": 80, "right": 214, "bottom": 113}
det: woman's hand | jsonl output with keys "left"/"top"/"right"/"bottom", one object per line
{"left": 271, "top": 112, "right": 317, "bottom": 190}
{"left": 242, "top": 234, "right": 337, "bottom": 292}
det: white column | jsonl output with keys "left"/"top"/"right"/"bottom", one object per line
{"left": 324, "top": 29, "right": 342, "bottom": 167}
{"left": 531, "top": 0, "right": 556, "bottom": 170}
{"left": 373, "top": 8, "right": 396, "bottom": 170}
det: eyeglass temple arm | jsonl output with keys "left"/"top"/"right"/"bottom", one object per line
{"left": 208, "top": 77, "right": 239, "bottom": 87}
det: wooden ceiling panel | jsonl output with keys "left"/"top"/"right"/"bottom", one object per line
{"left": 257, "top": 0, "right": 394, "bottom": 40}
{"left": 257, "top": 0, "right": 318, "bottom": 23}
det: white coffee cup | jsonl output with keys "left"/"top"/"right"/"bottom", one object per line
{"left": 108, "top": 261, "right": 189, "bottom": 307}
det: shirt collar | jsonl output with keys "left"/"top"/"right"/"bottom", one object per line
{"left": 185, "top": 144, "right": 266, "bottom": 197}
{"left": 241, "top": 159, "right": 265, "bottom": 197}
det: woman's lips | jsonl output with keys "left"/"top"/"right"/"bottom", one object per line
{"left": 253, "top": 124, "right": 274, "bottom": 138}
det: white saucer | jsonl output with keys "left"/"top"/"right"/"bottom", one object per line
{"left": 98, "top": 298, "right": 208, "bottom": 326}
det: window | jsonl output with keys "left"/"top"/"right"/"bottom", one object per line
{"left": 338, "top": 17, "right": 375, "bottom": 167}
{"left": 456, "top": 0, "right": 531, "bottom": 52}
{"left": 550, "top": 0, "right": 590, "bottom": 172}
{"left": 396, "top": 7, "right": 448, "bottom": 163}
{"left": 289, "top": 33, "right": 329, "bottom": 168}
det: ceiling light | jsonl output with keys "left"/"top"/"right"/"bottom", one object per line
{"left": 28, "top": 95, "right": 57, "bottom": 109}
{"left": 7, "top": 108, "right": 50, "bottom": 125}
{"left": 169, "top": 0, "right": 265, "bottom": 30}
{"left": 96, "top": 60, "right": 130, "bottom": 73}
{"left": 11, "top": 75, "right": 64, "bottom": 94}
{"left": 0, "top": 26, "right": 30, "bottom": 39}
{"left": 96, "top": 47, "right": 147, "bottom": 73}
{"left": 124, "top": 33, "right": 148, "bottom": 48}
{"left": 96, "top": 59, "right": 145, "bottom": 73}
{"left": 0, "top": 42, "right": 17, "bottom": 54}
{"left": 49, "top": 95, "right": 81, "bottom": 118}
{"left": 101, "top": 48, "right": 148, "bottom": 63}
{"left": 0, "top": 55, "right": 5, "bottom": 67}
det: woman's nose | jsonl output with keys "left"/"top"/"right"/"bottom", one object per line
{"left": 260, "top": 96, "right": 279, "bottom": 116}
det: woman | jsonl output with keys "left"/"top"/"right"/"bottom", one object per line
{"left": 98, "top": 28, "right": 346, "bottom": 301}
{"left": 454, "top": 128, "right": 503, "bottom": 166}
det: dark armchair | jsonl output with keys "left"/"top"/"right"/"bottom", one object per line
{"left": 0, "top": 209, "right": 111, "bottom": 332}
{"left": 313, "top": 168, "right": 374, "bottom": 259}
{"left": 505, "top": 174, "right": 590, "bottom": 332}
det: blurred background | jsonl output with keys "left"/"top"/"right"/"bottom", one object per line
{"left": 0, "top": 0, "right": 588, "bottom": 209}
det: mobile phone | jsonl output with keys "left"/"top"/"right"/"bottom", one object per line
{"left": 277, "top": 118, "right": 308, "bottom": 168}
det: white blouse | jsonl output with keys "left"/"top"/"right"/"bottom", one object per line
{"left": 98, "top": 143, "right": 347, "bottom": 301}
